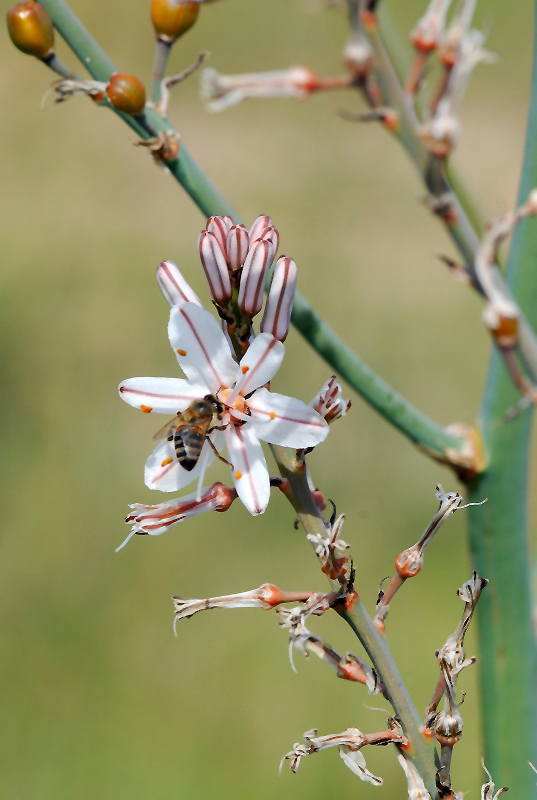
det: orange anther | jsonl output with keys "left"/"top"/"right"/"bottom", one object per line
{"left": 177, "top": 348, "right": 187, "bottom": 356}
{"left": 242, "top": 365, "right": 249, "bottom": 374}
{"left": 141, "top": 405, "right": 153, "bottom": 413}
{"left": 235, "top": 470, "right": 242, "bottom": 479}
{"left": 161, "top": 456, "right": 173, "bottom": 467}
{"left": 269, "top": 412, "right": 276, "bottom": 420}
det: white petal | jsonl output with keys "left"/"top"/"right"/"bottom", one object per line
{"left": 156, "top": 261, "right": 203, "bottom": 309}
{"left": 168, "top": 303, "right": 238, "bottom": 393}
{"left": 339, "top": 748, "right": 383, "bottom": 785}
{"left": 119, "top": 377, "right": 208, "bottom": 414}
{"left": 145, "top": 437, "right": 215, "bottom": 493}
{"left": 238, "top": 333, "right": 284, "bottom": 394}
{"left": 247, "top": 388, "right": 329, "bottom": 447}
{"left": 225, "top": 425, "right": 270, "bottom": 515}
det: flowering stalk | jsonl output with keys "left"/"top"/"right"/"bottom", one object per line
{"left": 35, "top": 0, "right": 470, "bottom": 468}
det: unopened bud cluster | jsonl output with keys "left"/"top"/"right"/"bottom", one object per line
{"left": 197, "top": 214, "right": 296, "bottom": 350}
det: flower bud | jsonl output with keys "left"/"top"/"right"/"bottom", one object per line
{"left": 106, "top": 73, "right": 146, "bottom": 116}
{"left": 237, "top": 238, "right": 274, "bottom": 317}
{"left": 198, "top": 230, "right": 232, "bottom": 306}
{"left": 206, "top": 215, "right": 232, "bottom": 259}
{"left": 156, "top": 260, "right": 203, "bottom": 309}
{"left": 150, "top": 0, "right": 200, "bottom": 43}
{"left": 6, "top": 2, "right": 54, "bottom": 59}
{"left": 260, "top": 256, "right": 297, "bottom": 342}
{"left": 249, "top": 214, "right": 273, "bottom": 242}
{"left": 226, "top": 224, "right": 249, "bottom": 270}
{"left": 258, "top": 225, "right": 280, "bottom": 259}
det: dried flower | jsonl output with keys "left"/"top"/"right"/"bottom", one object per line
{"left": 118, "top": 481, "right": 237, "bottom": 550}
{"left": 200, "top": 66, "right": 319, "bottom": 112}
{"left": 310, "top": 376, "right": 351, "bottom": 423}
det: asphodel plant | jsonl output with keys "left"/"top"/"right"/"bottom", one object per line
{"left": 7, "top": 0, "right": 537, "bottom": 797}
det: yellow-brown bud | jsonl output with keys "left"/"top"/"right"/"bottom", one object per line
{"left": 150, "top": 0, "right": 200, "bottom": 42}
{"left": 106, "top": 73, "right": 146, "bottom": 116}
{"left": 6, "top": 1, "right": 54, "bottom": 60}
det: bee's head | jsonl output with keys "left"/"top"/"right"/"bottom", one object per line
{"left": 205, "top": 394, "right": 224, "bottom": 416}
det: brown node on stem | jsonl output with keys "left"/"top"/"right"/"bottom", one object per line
{"left": 420, "top": 423, "right": 485, "bottom": 482}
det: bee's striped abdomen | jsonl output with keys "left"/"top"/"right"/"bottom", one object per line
{"left": 174, "top": 426, "right": 206, "bottom": 471}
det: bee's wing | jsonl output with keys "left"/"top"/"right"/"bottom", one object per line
{"left": 152, "top": 415, "right": 180, "bottom": 443}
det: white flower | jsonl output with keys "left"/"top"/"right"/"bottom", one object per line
{"left": 119, "top": 297, "right": 328, "bottom": 516}
{"left": 280, "top": 727, "right": 399, "bottom": 783}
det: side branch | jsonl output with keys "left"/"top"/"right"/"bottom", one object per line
{"left": 271, "top": 444, "right": 438, "bottom": 798}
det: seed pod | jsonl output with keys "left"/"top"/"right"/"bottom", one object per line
{"left": 6, "top": 2, "right": 54, "bottom": 60}
{"left": 106, "top": 73, "right": 146, "bottom": 116}
{"left": 150, "top": 0, "right": 200, "bottom": 43}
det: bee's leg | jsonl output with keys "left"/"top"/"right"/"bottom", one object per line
{"left": 211, "top": 425, "right": 227, "bottom": 432}
{"left": 207, "top": 436, "right": 233, "bottom": 469}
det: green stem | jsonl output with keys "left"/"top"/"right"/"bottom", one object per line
{"left": 465, "top": 5, "right": 537, "bottom": 795}
{"left": 272, "top": 445, "right": 437, "bottom": 798}
{"left": 38, "top": 0, "right": 466, "bottom": 462}
{"left": 151, "top": 39, "right": 171, "bottom": 104}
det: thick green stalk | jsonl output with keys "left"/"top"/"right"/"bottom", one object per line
{"left": 38, "top": 0, "right": 464, "bottom": 461}
{"left": 466, "top": 5, "right": 537, "bottom": 794}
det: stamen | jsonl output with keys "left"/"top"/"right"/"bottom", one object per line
{"left": 161, "top": 456, "right": 173, "bottom": 467}
{"left": 225, "top": 369, "right": 250, "bottom": 406}
{"left": 270, "top": 412, "right": 276, "bottom": 419}
{"left": 177, "top": 348, "right": 187, "bottom": 356}
{"left": 141, "top": 405, "right": 153, "bottom": 413}
{"left": 116, "top": 529, "right": 137, "bottom": 552}
{"left": 235, "top": 470, "right": 242, "bottom": 479}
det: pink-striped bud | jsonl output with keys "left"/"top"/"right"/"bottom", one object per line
{"left": 156, "top": 260, "right": 203, "bottom": 308}
{"left": 206, "top": 215, "right": 233, "bottom": 258}
{"left": 260, "top": 256, "right": 297, "bottom": 342}
{"left": 258, "top": 225, "right": 280, "bottom": 259}
{"left": 198, "top": 230, "right": 232, "bottom": 306}
{"left": 226, "top": 224, "right": 249, "bottom": 270}
{"left": 249, "top": 214, "right": 274, "bottom": 242}
{"left": 238, "top": 238, "right": 274, "bottom": 317}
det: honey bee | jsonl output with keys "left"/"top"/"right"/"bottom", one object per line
{"left": 153, "top": 395, "right": 228, "bottom": 471}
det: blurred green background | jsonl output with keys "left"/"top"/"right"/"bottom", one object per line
{"left": 1, "top": 0, "right": 535, "bottom": 797}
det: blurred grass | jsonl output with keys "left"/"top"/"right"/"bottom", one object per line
{"left": 0, "top": 0, "right": 535, "bottom": 797}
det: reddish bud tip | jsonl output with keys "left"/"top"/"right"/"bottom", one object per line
{"left": 6, "top": 1, "right": 54, "bottom": 59}
{"left": 150, "top": 0, "right": 200, "bottom": 42}
{"left": 106, "top": 73, "right": 146, "bottom": 116}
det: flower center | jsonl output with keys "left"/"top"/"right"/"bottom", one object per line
{"left": 217, "top": 387, "right": 250, "bottom": 423}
